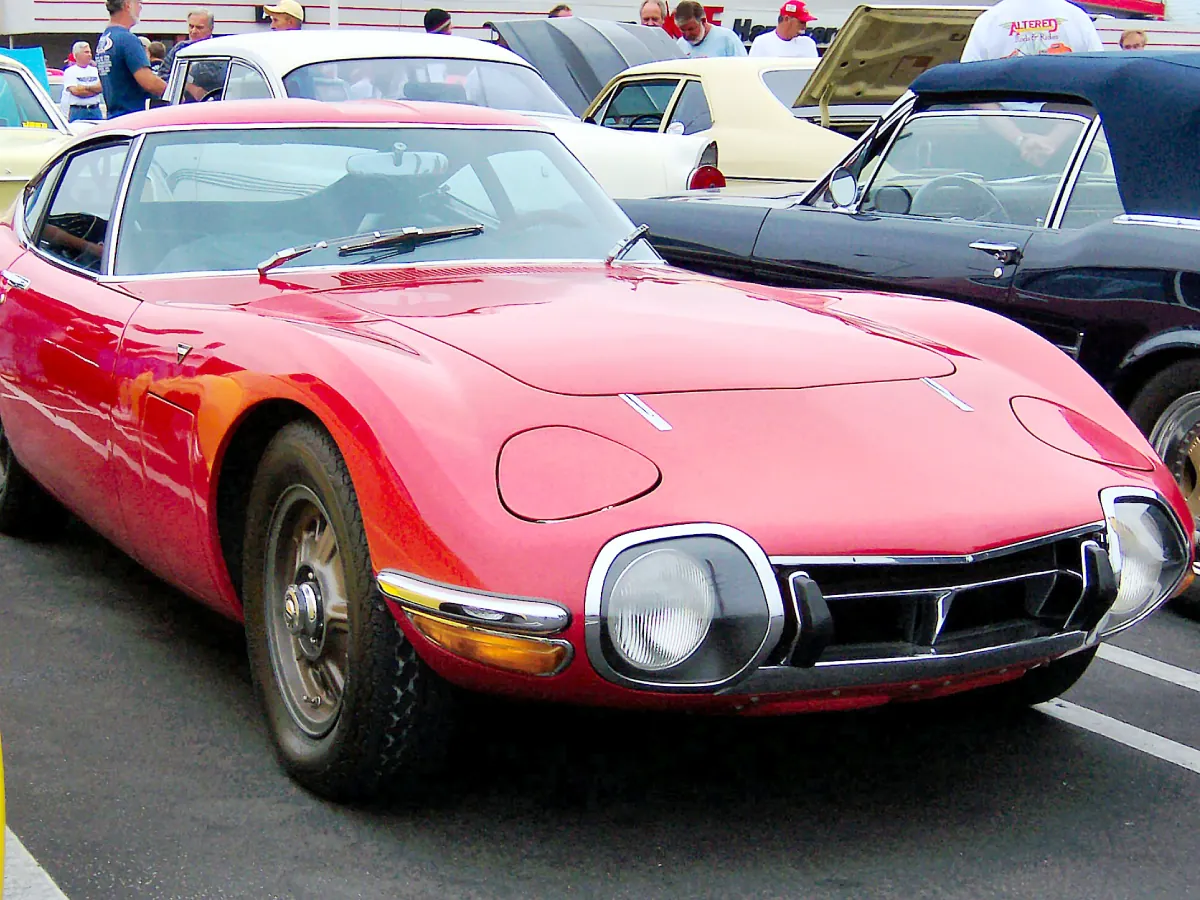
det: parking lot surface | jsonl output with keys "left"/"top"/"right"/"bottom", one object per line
{"left": 2, "top": 523, "right": 1198, "bottom": 900}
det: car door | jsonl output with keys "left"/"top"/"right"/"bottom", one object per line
{"left": 1005, "top": 122, "right": 1200, "bottom": 377}
{"left": 751, "top": 103, "right": 1094, "bottom": 312}
{"left": 0, "top": 138, "right": 138, "bottom": 545}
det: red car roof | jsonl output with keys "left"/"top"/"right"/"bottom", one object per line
{"left": 92, "top": 98, "right": 541, "bottom": 134}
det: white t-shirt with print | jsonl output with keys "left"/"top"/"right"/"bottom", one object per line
{"left": 960, "top": 0, "right": 1103, "bottom": 61}
{"left": 749, "top": 29, "right": 819, "bottom": 58}
{"left": 62, "top": 63, "right": 103, "bottom": 107}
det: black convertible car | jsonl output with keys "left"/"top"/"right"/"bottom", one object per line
{"left": 621, "top": 52, "right": 1200, "bottom": 545}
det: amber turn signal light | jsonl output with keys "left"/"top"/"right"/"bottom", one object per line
{"left": 407, "top": 611, "right": 572, "bottom": 677}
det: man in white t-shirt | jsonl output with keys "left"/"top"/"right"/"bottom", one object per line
{"left": 62, "top": 41, "right": 104, "bottom": 122}
{"left": 960, "top": 0, "right": 1103, "bottom": 61}
{"left": 750, "top": 1, "right": 818, "bottom": 58}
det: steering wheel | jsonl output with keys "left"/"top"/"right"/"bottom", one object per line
{"left": 200, "top": 88, "right": 223, "bottom": 102}
{"left": 910, "top": 174, "right": 1011, "bottom": 224}
{"left": 626, "top": 114, "right": 662, "bottom": 131}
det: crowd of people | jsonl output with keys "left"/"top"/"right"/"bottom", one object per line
{"left": 52, "top": 0, "right": 1151, "bottom": 123}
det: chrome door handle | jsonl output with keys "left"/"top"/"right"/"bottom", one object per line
{"left": 0, "top": 269, "right": 30, "bottom": 290}
{"left": 968, "top": 241, "right": 1022, "bottom": 266}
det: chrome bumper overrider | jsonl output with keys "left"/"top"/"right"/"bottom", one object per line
{"left": 376, "top": 570, "right": 570, "bottom": 635}
{"left": 721, "top": 631, "right": 1092, "bottom": 696}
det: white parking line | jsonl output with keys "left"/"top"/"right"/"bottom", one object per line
{"left": 4, "top": 828, "right": 70, "bottom": 900}
{"left": 1097, "top": 643, "right": 1200, "bottom": 693}
{"left": 1037, "top": 699, "right": 1200, "bottom": 775}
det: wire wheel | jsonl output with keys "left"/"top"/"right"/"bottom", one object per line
{"left": 263, "top": 485, "right": 351, "bottom": 738}
{"left": 1147, "top": 390, "right": 1200, "bottom": 529}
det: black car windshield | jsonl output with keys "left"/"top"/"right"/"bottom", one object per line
{"left": 0, "top": 70, "right": 57, "bottom": 129}
{"left": 282, "top": 58, "right": 575, "bottom": 118}
{"left": 113, "top": 126, "right": 658, "bottom": 276}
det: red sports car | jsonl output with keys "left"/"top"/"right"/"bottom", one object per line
{"left": 0, "top": 100, "right": 1191, "bottom": 802}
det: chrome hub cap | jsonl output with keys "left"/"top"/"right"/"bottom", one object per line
{"left": 264, "top": 485, "right": 350, "bottom": 738}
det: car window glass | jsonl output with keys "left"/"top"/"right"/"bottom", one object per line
{"left": 0, "top": 70, "right": 56, "bottom": 129}
{"left": 805, "top": 114, "right": 899, "bottom": 210}
{"left": 860, "top": 108, "right": 1089, "bottom": 227}
{"left": 282, "top": 59, "right": 574, "bottom": 117}
{"left": 114, "top": 127, "right": 656, "bottom": 276}
{"left": 761, "top": 68, "right": 813, "bottom": 111}
{"left": 23, "top": 159, "right": 63, "bottom": 235}
{"left": 222, "top": 62, "right": 271, "bottom": 101}
{"left": 1060, "top": 126, "right": 1124, "bottom": 229}
{"left": 666, "top": 80, "right": 712, "bottom": 135}
{"left": 36, "top": 142, "right": 129, "bottom": 273}
{"left": 599, "top": 80, "right": 679, "bottom": 131}
{"left": 179, "top": 57, "right": 231, "bottom": 103}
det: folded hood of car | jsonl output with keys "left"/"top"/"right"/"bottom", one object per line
{"left": 326, "top": 265, "right": 954, "bottom": 395}
{"left": 793, "top": 5, "right": 986, "bottom": 116}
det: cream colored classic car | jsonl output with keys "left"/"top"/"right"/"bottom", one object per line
{"left": 0, "top": 56, "right": 74, "bottom": 211}
{"left": 582, "top": 5, "right": 986, "bottom": 193}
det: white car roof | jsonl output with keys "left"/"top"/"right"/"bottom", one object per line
{"left": 177, "top": 30, "right": 537, "bottom": 75}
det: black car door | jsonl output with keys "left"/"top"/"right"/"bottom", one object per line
{"left": 751, "top": 103, "right": 1095, "bottom": 315}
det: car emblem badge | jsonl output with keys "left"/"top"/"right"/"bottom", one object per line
{"left": 176, "top": 343, "right": 192, "bottom": 364}
{"left": 619, "top": 393, "right": 672, "bottom": 431}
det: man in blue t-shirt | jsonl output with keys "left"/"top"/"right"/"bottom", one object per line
{"left": 96, "top": 0, "right": 166, "bottom": 117}
{"left": 673, "top": 0, "right": 747, "bottom": 57}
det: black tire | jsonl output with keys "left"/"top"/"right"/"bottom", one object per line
{"left": 960, "top": 647, "right": 1098, "bottom": 712}
{"left": 1126, "top": 360, "right": 1200, "bottom": 621}
{"left": 242, "top": 419, "right": 456, "bottom": 802}
{"left": 0, "top": 417, "right": 69, "bottom": 540}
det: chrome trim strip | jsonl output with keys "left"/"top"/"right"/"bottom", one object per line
{"left": 720, "top": 631, "right": 1090, "bottom": 695}
{"left": 1096, "top": 486, "right": 1192, "bottom": 638}
{"left": 376, "top": 570, "right": 570, "bottom": 635}
{"left": 822, "top": 567, "right": 1075, "bottom": 602}
{"left": 584, "top": 523, "right": 787, "bottom": 692}
{"left": 619, "top": 393, "right": 672, "bottom": 432}
{"left": 132, "top": 121, "right": 553, "bottom": 138}
{"left": 106, "top": 133, "right": 144, "bottom": 277}
{"left": 920, "top": 377, "right": 973, "bottom": 412}
{"left": 1112, "top": 214, "right": 1200, "bottom": 232}
{"left": 768, "top": 521, "right": 1105, "bottom": 567}
{"left": 1046, "top": 114, "right": 1101, "bottom": 230}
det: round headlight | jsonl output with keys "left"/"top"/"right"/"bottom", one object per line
{"left": 607, "top": 548, "right": 716, "bottom": 671}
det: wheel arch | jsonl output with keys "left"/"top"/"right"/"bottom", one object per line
{"left": 1110, "top": 332, "right": 1200, "bottom": 410}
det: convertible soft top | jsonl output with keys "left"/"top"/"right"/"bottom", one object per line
{"left": 911, "top": 52, "right": 1200, "bottom": 218}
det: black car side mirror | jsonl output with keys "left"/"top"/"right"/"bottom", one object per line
{"left": 872, "top": 185, "right": 913, "bottom": 215}
{"left": 828, "top": 167, "right": 858, "bottom": 208}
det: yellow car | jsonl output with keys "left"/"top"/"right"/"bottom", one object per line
{"left": 0, "top": 56, "right": 74, "bottom": 211}
{"left": 582, "top": 5, "right": 985, "bottom": 193}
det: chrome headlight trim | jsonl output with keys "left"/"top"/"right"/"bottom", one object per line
{"left": 584, "top": 523, "right": 786, "bottom": 692}
{"left": 1097, "top": 486, "right": 1191, "bottom": 638}
{"left": 377, "top": 570, "right": 570, "bottom": 635}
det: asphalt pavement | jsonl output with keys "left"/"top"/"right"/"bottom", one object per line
{"left": 1, "top": 520, "right": 1198, "bottom": 900}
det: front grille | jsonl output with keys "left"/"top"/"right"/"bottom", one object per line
{"left": 772, "top": 527, "right": 1105, "bottom": 665}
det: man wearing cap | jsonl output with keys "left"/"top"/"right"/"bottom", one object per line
{"left": 424, "top": 8, "right": 452, "bottom": 33}
{"left": 673, "top": 1, "right": 746, "bottom": 57}
{"left": 750, "top": 1, "right": 818, "bottom": 57}
{"left": 264, "top": 0, "right": 304, "bottom": 30}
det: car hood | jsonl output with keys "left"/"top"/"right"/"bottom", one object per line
{"left": 317, "top": 264, "right": 954, "bottom": 395}
{"left": 794, "top": 5, "right": 986, "bottom": 122}
{"left": 0, "top": 127, "right": 71, "bottom": 175}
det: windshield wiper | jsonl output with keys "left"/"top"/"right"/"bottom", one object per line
{"left": 605, "top": 224, "right": 650, "bottom": 266}
{"left": 338, "top": 223, "right": 484, "bottom": 256}
{"left": 256, "top": 224, "right": 484, "bottom": 275}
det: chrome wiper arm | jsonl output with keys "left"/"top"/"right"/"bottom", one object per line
{"left": 605, "top": 224, "right": 650, "bottom": 266}
{"left": 256, "top": 239, "right": 329, "bottom": 276}
{"left": 337, "top": 223, "right": 484, "bottom": 256}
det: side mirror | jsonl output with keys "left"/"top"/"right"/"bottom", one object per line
{"left": 828, "top": 166, "right": 858, "bottom": 208}
{"left": 872, "top": 184, "right": 912, "bottom": 215}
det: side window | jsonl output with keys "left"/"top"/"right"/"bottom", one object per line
{"left": 180, "top": 57, "right": 231, "bottom": 103}
{"left": 666, "top": 80, "right": 712, "bottom": 135}
{"left": 36, "top": 142, "right": 130, "bottom": 273}
{"left": 1060, "top": 127, "right": 1124, "bottom": 230}
{"left": 489, "top": 149, "right": 583, "bottom": 216}
{"left": 597, "top": 80, "right": 680, "bottom": 132}
{"left": 22, "top": 159, "right": 63, "bottom": 236}
{"left": 222, "top": 62, "right": 272, "bottom": 101}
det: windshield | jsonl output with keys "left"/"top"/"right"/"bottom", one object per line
{"left": 761, "top": 68, "right": 814, "bottom": 112}
{"left": 282, "top": 58, "right": 575, "bottom": 118}
{"left": 0, "top": 71, "right": 57, "bottom": 129}
{"left": 114, "top": 126, "right": 658, "bottom": 276}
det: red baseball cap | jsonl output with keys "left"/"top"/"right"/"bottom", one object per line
{"left": 780, "top": 0, "right": 814, "bottom": 20}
